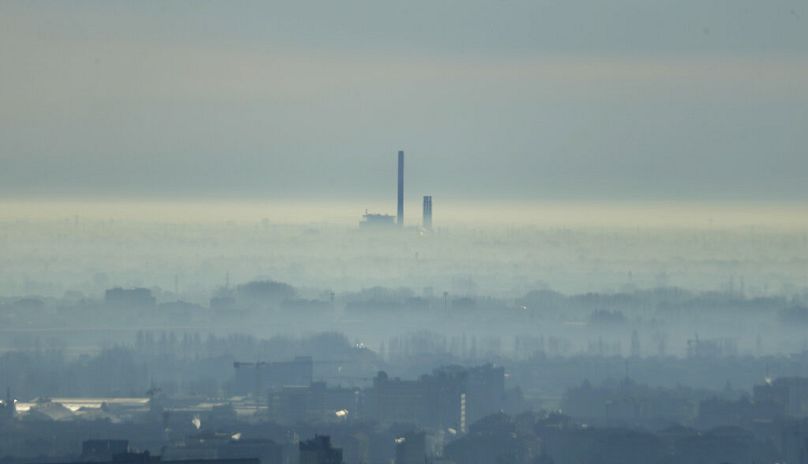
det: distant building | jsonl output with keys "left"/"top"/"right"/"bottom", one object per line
{"left": 686, "top": 336, "right": 737, "bottom": 358}
{"left": 0, "top": 388, "right": 15, "bottom": 421}
{"left": 81, "top": 440, "right": 129, "bottom": 462}
{"left": 367, "top": 365, "right": 505, "bottom": 430}
{"left": 422, "top": 196, "right": 432, "bottom": 230}
{"left": 232, "top": 357, "right": 313, "bottom": 396}
{"left": 162, "top": 433, "right": 282, "bottom": 464}
{"left": 395, "top": 432, "right": 426, "bottom": 464}
{"left": 299, "top": 436, "right": 343, "bottom": 464}
{"left": 397, "top": 150, "right": 404, "bottom": 227}
{"left": 754, "top": 377, "right": 808, "bottom": 418}
{"left": 359, "top": 212, "right": 396, "bottom": 228}
{"left": 56, "top": 441, "right": 260, "bottom": 464}
{"left": 268, "top": 382, "right": 358, "bottom": 424}
{"left": 465, "top": 364, "right": 506, "bottom": 425}
{"left": 368, "top": 371, "right": 427, "bottom": 425}
{"left": 105, "top": 288, "right": 156, "bottom": 308}
{"left": 359, "top": 149, "right": 431, "bottom": 230}
{"left": 210, "top": 295, "right": 237, "bottom": 312}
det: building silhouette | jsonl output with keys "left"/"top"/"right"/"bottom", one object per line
{"left": 397, "top": 150, "right": 404, "bottom": 227}
{"left": 105, "top": 288, "right": 156, "bottom": 308}
{"left": 232, "top": 357, "right": 313, "bottom": 396}
{"left": 422, "top": 196, "right": 432, "bottom": 230}
{"left": 359, "top": 212, "right": 396, "bottom": 228}
{"left": 81, "top": 440, "right": 129, "bottom": 461}
{"left": 299, "top": 436, "right": 343, "bottom": 464}
{"left": 394, "top": 432, "right": 426, "bottom": 464}
{"left": 0, "top": 388, "right": 15, "bottom": 421}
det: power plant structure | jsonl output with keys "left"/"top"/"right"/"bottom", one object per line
{"left": 397, "top": 150, "right": 404, "bottom": 227}
{"left": 422, "top": 195, "right": 432, "bottom": 230}
{"left": 359, "top": 150, "right": 434, "bottom": 230}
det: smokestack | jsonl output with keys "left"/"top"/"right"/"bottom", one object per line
{"left": 397, "top": 150, "right": 404, "bottom": 227}
{"left": 423, "top": 195, "right": 432, "bottom": 230}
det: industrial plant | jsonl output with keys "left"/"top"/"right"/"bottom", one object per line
{"left": 360, "top": 151, "right": 432, "bottom": 231}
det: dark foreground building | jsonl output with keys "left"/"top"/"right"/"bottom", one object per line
{"left": 298, "top": 436, "right": 342, "bottom": 464}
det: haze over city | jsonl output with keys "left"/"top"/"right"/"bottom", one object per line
{"left": 1, "top": 2, "right": 808, "bottom": 464}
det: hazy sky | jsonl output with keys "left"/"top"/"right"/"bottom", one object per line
{"left": 1, "top": 1, "right": 806, "bottom": 203}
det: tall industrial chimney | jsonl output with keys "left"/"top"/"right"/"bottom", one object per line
{"left": 423, "top": 195, "right": 432, "bottom": 230}
{"left": 397, "top": 150, "right": 404, "bottom": 227}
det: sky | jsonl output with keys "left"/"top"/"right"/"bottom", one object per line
{"left": 1, "top": 0, "right": 807, "bottom": 204}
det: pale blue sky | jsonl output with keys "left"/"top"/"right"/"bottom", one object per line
{"left": 1, "top": 1, "right": 806, "bottom": 201}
